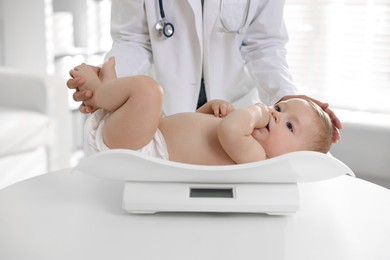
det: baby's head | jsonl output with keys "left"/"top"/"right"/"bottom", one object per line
{"left": 304, "top": 99, "right": 334, "bottom": 153}
{"left": 254, "top": 98, "right": 335, "bottom": 158}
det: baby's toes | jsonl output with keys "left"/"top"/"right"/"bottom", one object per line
{"left": 70, "top": 69, "right": 80, "bottom": 78}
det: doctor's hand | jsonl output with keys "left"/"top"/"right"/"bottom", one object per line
{"left": 280, "top": 95, "right": 342, "bottom": 143}
{"left": 67, "top": 64, "right": 101, "bottom": 113}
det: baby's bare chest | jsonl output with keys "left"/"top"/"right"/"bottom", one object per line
{"left": 158, "top": 113, "right": 234, "bottom": 165}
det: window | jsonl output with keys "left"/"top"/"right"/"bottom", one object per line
{"left": 284, "top": 0, "right": 390, "bottom": 113}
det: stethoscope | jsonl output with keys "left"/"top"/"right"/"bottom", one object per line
{"left": 155, "top": 0, "right": 175, "bottom": 38}
{"left": 155, "top": 0, "right": 250, "bottom": 39}
{"left": 220, "top": 0, "right": 250, "bottom": 34}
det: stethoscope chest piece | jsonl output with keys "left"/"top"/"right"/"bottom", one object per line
{"left": 155, "top": 18, "right": 174, "bottom": 38}
{"left": 156, "top": 0, "right": 174, "bottom": 38}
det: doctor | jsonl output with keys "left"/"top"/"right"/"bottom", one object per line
{"left": 68, "top": 0, "right": 341, "bottom": 141}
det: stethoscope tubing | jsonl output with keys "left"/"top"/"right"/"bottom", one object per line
{"left": 220, "top": 0, "right": 250, "bottom": 34}
{"left": 156, "top": 0, "right": 250, "bottom": 38}
{"left": 156, "top": 0, "right": 174, "bottom": 38}
{"left": 158, "top": 0, "right": 166, "bottom": 19}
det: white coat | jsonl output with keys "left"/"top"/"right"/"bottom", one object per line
{"left": 107, "top": 0, "right": 297, "bottom": 115}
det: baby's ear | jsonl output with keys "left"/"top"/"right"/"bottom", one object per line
{"left": 332, "top": 127, "right": 341, "bottom": 144}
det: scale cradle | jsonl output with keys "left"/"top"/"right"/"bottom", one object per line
{"left": 73, "top": 149, "right": 353, "bottom": 215}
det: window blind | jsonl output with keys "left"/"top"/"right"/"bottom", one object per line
{"left": 284, "top": 0, "right": 390, "bottom": 113}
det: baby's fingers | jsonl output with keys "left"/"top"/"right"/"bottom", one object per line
{"left": 219, "top": 104, "right": 228, "bottom": 117}
{"left": 226, "top": 104, "right": 235, "bottom": 115}
{"left": 218, "top": 104, "right": 235, "bottom": 117}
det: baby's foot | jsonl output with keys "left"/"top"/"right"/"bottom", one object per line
{"left": 71, "top": 63, "right": 102, "bottom": 109}
{"left": 99, "top": 57, "right": 117, "bottom": 83}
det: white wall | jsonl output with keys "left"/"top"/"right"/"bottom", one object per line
{"left": 53, "top": 0, "right": 88, "bottom": 48}
{"left": 0, "top": 0, "right": 4, "bottom": 64}
{"left": 1, "top": 0, "right": 54, "bottom": 74}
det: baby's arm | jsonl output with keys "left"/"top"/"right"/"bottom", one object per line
{"left": 217, "top": 103, "right": 270, "bottom": 164}
{"left": 196, "top": 99, "right": 235, "bottom": 117}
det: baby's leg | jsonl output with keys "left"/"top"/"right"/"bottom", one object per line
{"left": 73, "top": 61, "right": 163, "bottom": 150}
{"left": 101, "top": 76, "right": 164, "bottom": 150}
{"left": 99, "top": 57, "right": 117, "bottom": 83}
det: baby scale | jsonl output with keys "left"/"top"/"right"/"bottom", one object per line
{"left": 73, "top": 149, "right": 353, "bottom": 215}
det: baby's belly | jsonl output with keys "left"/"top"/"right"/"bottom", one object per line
{"left": 158, "top": 113, "right": 235, "bottom": 165}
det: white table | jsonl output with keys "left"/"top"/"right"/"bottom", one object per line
{"left": 0, "top": 168, "right": 389, "bottom": 260}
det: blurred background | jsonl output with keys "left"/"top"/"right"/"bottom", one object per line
{"left": 0, "top": 0, "right": 389, "bottom": 189}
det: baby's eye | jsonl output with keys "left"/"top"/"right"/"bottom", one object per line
{"left": 286, "top": 122, "right": 294, "bottom": 133}
{"left": 274, "top": 104, "right": 281, "bottom": 112}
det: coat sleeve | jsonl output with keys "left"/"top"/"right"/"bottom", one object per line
{"left": 105, "top": 0, "right": 153, "bottom": 77}
{"left": 240, "top": 0, "right": 298, "bottom": 105}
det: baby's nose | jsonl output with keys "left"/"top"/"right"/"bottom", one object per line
{"left": 271, "top": 111, "right": 280, "bottom": 122}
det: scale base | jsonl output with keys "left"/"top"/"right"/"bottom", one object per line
{"left": 122, "top": 182, "right": 299, "bottom": 215}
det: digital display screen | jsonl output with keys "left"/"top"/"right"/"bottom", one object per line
{"left": 189, "top": 188, "right": 234, "bottom": 198}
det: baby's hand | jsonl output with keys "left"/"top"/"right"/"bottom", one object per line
{"left": 254, "top": 102, "right": 271, "bottom": 128}
{"left": 210, "top": 100, "right": 235, "bottom": 117}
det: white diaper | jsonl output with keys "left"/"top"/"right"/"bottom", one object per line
{"left": 84, "top": 109, "right": 169, "bottom": 160}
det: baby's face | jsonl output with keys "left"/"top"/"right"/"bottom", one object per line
{"left": 251, "top": 98, "right": 319, "bottom": 158}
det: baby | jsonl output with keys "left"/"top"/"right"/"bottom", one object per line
{"left": 71, "top": 57, "right": 334, "bottom": 165}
